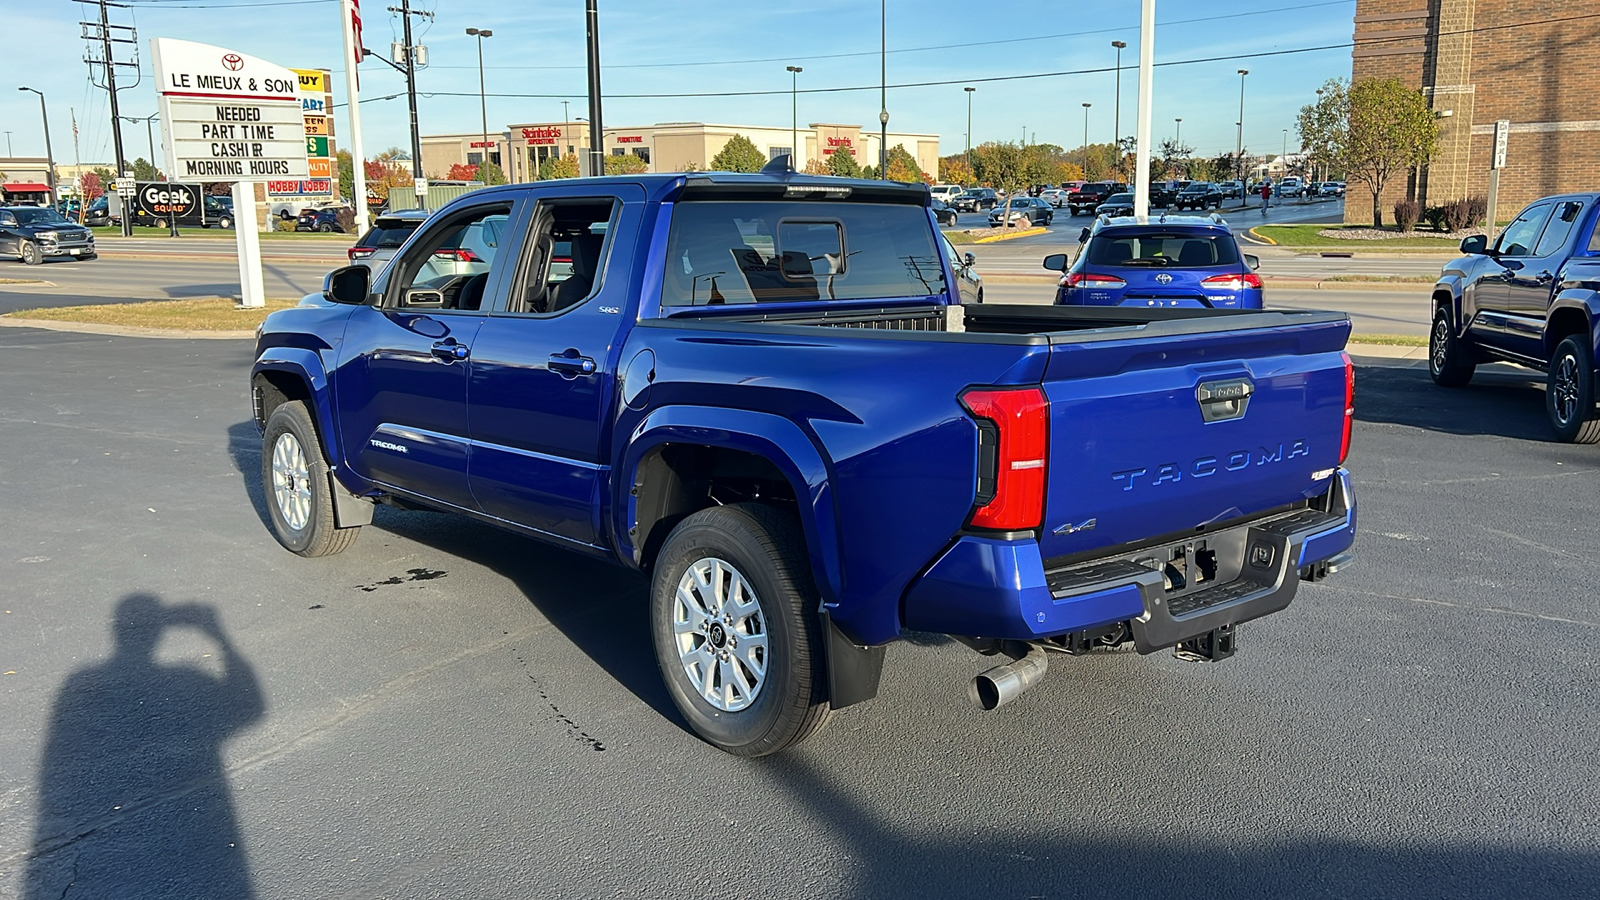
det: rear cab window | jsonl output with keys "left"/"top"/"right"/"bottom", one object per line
{"left": 1086, "top": 230, "right": 1241, "bottom": 268}
{"left": 661, "top": 201, "right": 946, "bottom": 306}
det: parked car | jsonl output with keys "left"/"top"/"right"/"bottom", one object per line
{"left": 1047, "top": 214, "right": 1262, "bottom": 309}
{"left": 942, "top": 235, "right": 983, "bottom": 304}
{"left": 1147, "top": 182, "right": 1181, "bottom": 208}
{"left": 81, "top": 196, "right": 110, "bottom": 227}
{"left": 931, "top": 198, "right": 959, "bottom": 226}
{"left": 1217, "top": 180, "right": 1244, "bottom": 200}
{"left": 251, "top": 172, "right": 1355, "bottom": 754}
{"left": 987, "top": 195, "right": 1054, "bottom": 227}
{"left": 930, "top": 184, "right": 964, "bottom": 203}
{"left": 1277, "top": 177, "right": 1305, "bottom": 199}
{"left": 1095, "top": 192, "right": 1137, "bottom": 218}
{"left": 953, "top": 187, "right": 999, "bottom": 212}
{"left": 297, "top": 207, "right": 352, "bottom": 233}
{"left": 1174, "top": 182, "right": 1224, "bottom": 211}
{"left": 1319, "top": 181, "right": 1346, "bottom": 197}
{"left": 1066, "top": 182, "right": 1126, "bottom": 216}
{"left": 348, "top": 210, "right": 429, "bottom": 269}
{"left": 348, "top": 209, "right": 505, "bottom": 283}
{"left": 1429, "top": 192, "right": 1600, "bottom": 441}
{"left": 1040, "top": 188, "right": 1069, "bottom": 208}
{"left": 0, "top": 205, "right": 97, "bottom": 264}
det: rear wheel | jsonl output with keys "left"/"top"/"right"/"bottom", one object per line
{"left": 1428, "top": 304, "right": 1476, "bottom": 387}
{"left": 261, "top": 401, "right": 361, "bottom": 556}
{"left": 651, "top": 503, "right": 831, "bottom": 756}
{"left": 154, "top": 218, "right": 167, "bottom": 230}
{"left": 1547, "top": 335, "right": 1600, "bottom": 443}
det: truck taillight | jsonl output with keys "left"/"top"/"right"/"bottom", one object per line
{"left": 960, "top": 387, "right": 1049, "bottom": 531}
{"left": 433, "top": 249, "right": 481, "bottom": 262}
{"left": 1340, "top": 351, "right": 1354, "bottom": 463}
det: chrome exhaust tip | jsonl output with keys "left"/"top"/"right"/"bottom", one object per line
{"left": 969, "top": 645, "right": 1049, "bottom": 711}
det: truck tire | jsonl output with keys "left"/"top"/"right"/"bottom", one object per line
{"left": 20, "top": 241, "right": 42, "bottom": 265}
{"left": 219, "top": 217, "right": 233, "bottom": 229}
{"left": 1547, "top": 335, "right": 1600, "bottom": 444}
{"left": 651, "top": 503, "right": 831, "bottom": 756}
{"left": 262, "top": 401, "right": 361, "bottom": 556}
{"left": 1428, "top": 305, "right": 1475, "bottom": 387}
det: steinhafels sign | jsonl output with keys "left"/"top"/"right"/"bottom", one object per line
{"left": 523, "top": 126, "right": 563, "bottom": 145}
{"left": 152, "top": 38, "right": 310, "bottom": 181}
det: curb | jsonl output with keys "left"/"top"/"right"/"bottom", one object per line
{"left": 1246, "top": 227, "right": 1277, "bottom": 245}
{"left": 973, "top": 227, "right": 1048, "bottom": 244}
{"left": 0, "top": 315, "right": 254, "bottom": 340}
{"left": 1263, "top": 278, "right": 1434, "bottom": 292}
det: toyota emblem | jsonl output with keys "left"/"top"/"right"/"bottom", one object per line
{"left": 1155, "top": 273, "right": 1173, "bottom": 284}
{"left": 221, "top": 53, "right": 245, "bottom": 71}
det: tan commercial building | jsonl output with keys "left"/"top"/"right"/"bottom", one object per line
{"left": 1349, "top": 0, "right": 1600, "bottom": 224}
{"left": 422, "top": 121, "right": 939, "bottom": 183}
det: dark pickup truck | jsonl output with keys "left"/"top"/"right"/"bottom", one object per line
{"left": 1429, "top": 192, "right": 1600, "bottom": 441}
{"left": 1067, "top": 182, "right": 1127, "bottom": 216}
{"left": 251, "top": 172, "right": 1358, "bottom": 755}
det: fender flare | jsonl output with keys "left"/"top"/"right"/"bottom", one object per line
{"left": 1545, "top": 292, "right": 1600, "bottom": 360}
{"left": 617, "top": 405, "right": 843, "bottom": 607}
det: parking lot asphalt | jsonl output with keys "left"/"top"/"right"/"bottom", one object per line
{"left": 2, "top": 327, "right": 1599, "bottom": 899}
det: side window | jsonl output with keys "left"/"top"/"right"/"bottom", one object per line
{"left": 1589, "top": 210, "right": 1600, "bottom": 253}
{"left": 1533, "top": 201, "right": 1583, "bottom": 257}
{"left": 389, "top": 202, "right": 513, "bottom": 312}
{"left": 1494, "top": 204, "right": 1553, "bottom": 257}
{"left": 506, "top": 197, "right": 619, "bottom": 315}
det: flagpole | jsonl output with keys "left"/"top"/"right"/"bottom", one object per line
{"left": 341, "top": 0, "right": 369, "bottom": 225}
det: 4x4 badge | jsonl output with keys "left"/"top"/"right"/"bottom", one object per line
{"left": 1053, "top": 517, "right": 1097, "bottom": 536}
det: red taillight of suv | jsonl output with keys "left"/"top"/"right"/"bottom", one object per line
{"left": 1063, "top": 272, "right": 1127, "bottom": 289}
{"left": 960, "top": 387, "right": 1049, "bottom": 531}
{"left": 1200, "top": 272, "right": 1265, "bottom": 290}
{"left": 432, "top": 249, "right": 482, "bottom": 262}
{"left": 348, "top": 247, "right": 375, "bottom": 260}
{"left": 1339, "top": 351, "right": 1355, "bottom": 464}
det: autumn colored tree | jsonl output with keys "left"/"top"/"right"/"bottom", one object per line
{"left": 710, "top": 134, "right": 765, "bottom": 173}
{"left": 445, "top": 162, "right": 480, "bottom": 181}
{"left": 79, "top": 172, "right": 103, "bottom": 201}
{"left": 802, "top": 157, "right": 830, "bottom": 175}
{"left": 605, "top": 154, "right": 649, "bottom": 175}
{"left": 538, "top": 154, "right": 580, "bottom": 180}
{"left": 938, "top": 157, "right": 974, "bottom": 186}
{"left": 885, "top": 145, "right": 924, "bottom": 183}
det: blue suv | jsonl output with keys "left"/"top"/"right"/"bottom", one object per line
{"left": 1044, "top": 215, "right": 1263, "bottom": 309}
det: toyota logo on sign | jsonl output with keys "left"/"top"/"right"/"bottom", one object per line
{"left": 221, "top": 53, "right": 245, "bottom": 71}
{"left": 1155, "top": 273, "right": 1173, "bottom": 284}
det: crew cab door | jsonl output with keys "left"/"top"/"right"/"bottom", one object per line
{"left": 0, "top": 211, "right": 19, "bottom": 256}
{"left": 1507, "top": 199, "right": 1586, "bottom": 325}
{"left": 466, "top": 185, "right": 644, "bottom": 546}
{"left": 334, "top": 195, "right": 524, "bottom": 509}
{"left": 1467, "top": 201, "right": 1553, "bottom": 360}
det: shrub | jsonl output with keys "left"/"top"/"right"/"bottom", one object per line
{"left": 1466, "top": 195, "right": 1487, "bottom": 228}
{"left": 273, "top": 219, "right": 295, "bottom": 233}
{"left": 1393, "top": 199, "right": 1421, "bottom": 232}
{"left": 1442, "top": 198, "right": 1472, "bottom": 232}
{"left": 1422, "top": 204, "right": 1449, "bottom": 232}
{"left": 335, "top": 208, "right": 357, "bottom": 234}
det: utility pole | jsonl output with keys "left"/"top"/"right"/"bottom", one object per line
{"left": 878, "top": 0, "right": 888, "bottom": 179}
{"left": 466, "top": 28, "right": 493, "bottom": 179}
{"left": 77, "top": 0, "right": 138, "bottom": 235}
{"left": 1111, "top": 39, "right": 1126, "bottom": 179}
{"left": 585, "top": 0, "right": 605, "bottom": 178}
{"left": 964, "top": 87, "right": 975, "bottom": 172}
{"left": 389, "top": 0, "right": 431, "bottom": 205}
{"left": 1236, "top": 69, "right": 1249, "bottom": 188}
{"left": 1081, "top": 103, "right": 1091, "bottom": 178}
{"left": 787, "top": 66, "right": 802, "bottom": 171}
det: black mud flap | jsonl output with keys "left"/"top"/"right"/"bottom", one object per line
{"left": 822, "top": 613, "right": 885, "bottom": 710}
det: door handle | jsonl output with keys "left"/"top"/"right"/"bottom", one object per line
{"left": 548, "top": 353, "right": 596, "bottom": 376}
{"left": 431, "top": 339, "right": 469, "bottom": 363}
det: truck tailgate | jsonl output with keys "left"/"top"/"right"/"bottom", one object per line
{"left": 1036, "top": 313, "right": 1351, "bottom": 563}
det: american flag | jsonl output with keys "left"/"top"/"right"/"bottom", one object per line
{"left": 349, "top": 0, "right": 364, "bottom": 88}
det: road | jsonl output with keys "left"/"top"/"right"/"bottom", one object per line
{"left": 2, "top": 328, "right": 1598, "bottom": 899}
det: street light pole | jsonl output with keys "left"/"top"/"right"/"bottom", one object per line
{"left": 18, "top": 88, "right": 57, "bottom": 206}
{"left": 964, "top": 86, "right": 975, "bottom": 171}
{"left": 1236, "top": 69, "right": 1248, "bottom": 186}
{"left": 1081, "top": 103, "right": 1091, "bottom": 178}
{"left": 787, "top": 65, "right": 802, "bottom": 171}
{"left": 1174, "top": 118, "right": 1182, "bottom": 177}
{"left": 466, "top": 28, "right": 493, "bottom": 179}
{"left": 878, "top": 0, "right": 888, "bottom": 179}
{"left": 1111, "top": 39, "right": 1126, "bottom": 178}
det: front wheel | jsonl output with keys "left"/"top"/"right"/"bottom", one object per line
{"left": 20, "top": 241, "right": 42, "bottom": 265}
{"left": 1428, "top": 305, "right": 1476, "bottom": 387}
{"left": 1547, "top": 335, "right": 1600, "bottom": 443}
{"left": 154, "top": 218, "right": 167, "bottom": 230}
{"left": 219, "top": 217, "right": 233, "bottom": 229}
{"left": 261, "top": 401, "right": 361, "bottom": 556}
{"left": 651, "top": 503, "right": 831, "bottom": 756}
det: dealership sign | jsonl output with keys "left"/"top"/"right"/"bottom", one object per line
{"left": 153, "top": 38, "right": 309, "bottom": 181}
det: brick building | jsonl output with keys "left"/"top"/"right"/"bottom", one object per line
{"left": 1349, "top": 0, "right": 1600, "bottom": 225}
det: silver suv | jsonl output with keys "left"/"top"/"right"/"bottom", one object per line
{"left": 348, "top": 210, "right": 506, "bottom": 281}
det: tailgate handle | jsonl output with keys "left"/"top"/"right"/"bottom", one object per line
{"left": 1196, "top": 378, "right": 1253, "bottom": 423}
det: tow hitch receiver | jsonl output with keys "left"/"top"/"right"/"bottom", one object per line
{"left": 1174, "top": 624, "right": 1236, "bottom": 662}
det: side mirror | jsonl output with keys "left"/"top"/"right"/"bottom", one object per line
{"left": 1459, "top": 234, "right": 1488, "bottom": 255}
{"left": 963, "top": 252, "right": 976, "bottom": 268}
{"left": 323, "top": 265, "right": 371, "bottom": 305}
{"left": 1042, "top": 253, "right": 1070, "bottom": 271}
{"left": 1243, "top": 254, "right": 1260, "bottom": 271}
{"left": 1077, "top": 227, "right": 1091, "bottom": 244}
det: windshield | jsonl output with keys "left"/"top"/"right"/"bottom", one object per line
{"left": 11, "top": 208, "right": 70, "bottom": 226}
{"left": 662, "top": 200, "right": 946, "bottom": 306}
{"left": 1104, "top": 193, "right": 1134, "bottom": 204}
{"left": 1086, "top": 231, "right": 1241, "bottom": 267}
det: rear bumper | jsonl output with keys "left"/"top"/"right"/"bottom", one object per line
{"left": 901, "top": 469, "right": 1356, "bottom": 648}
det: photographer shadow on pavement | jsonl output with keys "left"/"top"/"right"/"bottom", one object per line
{"left": 25, "top": 594, "right": 264, "bottom": 900}
{"left": 1353, "top": 364, "right": 1552, "bottom": 440}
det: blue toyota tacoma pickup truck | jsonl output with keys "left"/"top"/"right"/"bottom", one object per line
{"left": 251, "top": 172, "right": 1358, "bottom": 755}
{"left": 1429, "top": 192, "right": 1600, "bottom": 442}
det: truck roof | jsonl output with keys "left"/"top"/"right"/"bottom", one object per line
{"left": 442, "top": 172, "right": 932, "bottom": 209}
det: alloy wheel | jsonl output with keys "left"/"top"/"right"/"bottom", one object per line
{"left": 1553, "top": 353, "right": 1580, "bottom": 425}
{"left": 672, "top": 556, "right": 770, "bottom": 712}
{"left": 271, "top": 431, "right": 313, "bottom": 532}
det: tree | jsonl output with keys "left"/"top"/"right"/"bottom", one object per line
{"left": 446, "top": 163, "right": 481, "bottom": 181}
{"left": 478, "top": 159, "right": 507, "bottom": 185}
{"left": 885, "top": 145, "right": 923, "bottom": 183}
{"left": 336, "top": 150, "right": 354, "bottom": 201}
{"left": 538, "top": 154, "right": 580, "bottom": 180}
{"left": 827, "top": 149, "right": 861, "bottom": 178}
{"left": 79, "top": 172, "right": 103, "bottom": 201}
{"left": 1297, "top": 77, "right": 1349, "bottom": 184}
{"left": 1342, "top": 77, "right": 1438, "bottom": 227}
{"left": 939, "top": 157, "right": 975, "bottom": 185}
{"left": 362, "top": 157, "right": 412, "bottom": 202}
{"left": 605, "top": 153, "right": 649, "bottom": 175}
{"left": 801, "top": 157, "right": 830, "bottom": 175}
{"left": 130, "top": 158, "right": 164, "bottom": 181}
{"left": 710, "top": 134, "right": 765, "bottom": 173}
{"left": 971, "top": 141, "right": 1025, "bottom": 190}
{"left": 1156, "top": 138, "right": 1193, "bottom": 180}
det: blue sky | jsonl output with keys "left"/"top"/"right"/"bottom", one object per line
{"left": 3, "top": 0, "right": 1356, "bottom": 170}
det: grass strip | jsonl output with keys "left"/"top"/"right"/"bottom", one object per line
{"left": 1253, "top": 224, "right": 1461, "bottom": 249}
{"left": 0, "top": 278, "right": 45, "bottom": 284}
{"left": 1350, "top": 333, "right": 1427, "bottom": 347}
{"left": 5, "top": 296, "right": 299, "bottom": 331}
{"left": 942, "top": 230, "right": 977, "bottom": 244}
{"left": 1322, "top": 275, "right": 1437, "bottom": 284}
